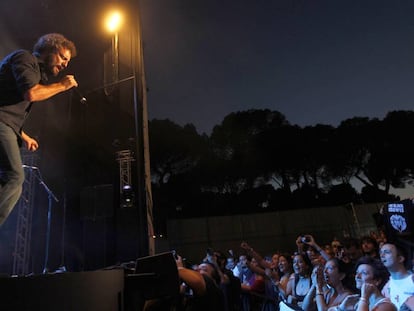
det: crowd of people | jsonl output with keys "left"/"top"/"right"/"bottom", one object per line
{"left": 145, "top": 232, "right": 414, "bottom": 311}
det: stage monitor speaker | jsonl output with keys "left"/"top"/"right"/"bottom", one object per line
{"left": 0, "top": 269, "right": 124, "bottom": 311}
{"left": 124, "top": 252, "right": 179, "bottom": 310}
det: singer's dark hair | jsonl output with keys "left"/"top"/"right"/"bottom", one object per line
{"left": 33, "top": 33, "right": 77, "bottom": 57}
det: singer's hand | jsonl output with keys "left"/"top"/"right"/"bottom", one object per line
{"left": 21, "top": 131, "right": 39, "bottom": 152}
{"left": 26, "top": 138, "right": 39, "bottom": 152}
{"left": 60, "top": 75, "right": 78, "bottom": 90}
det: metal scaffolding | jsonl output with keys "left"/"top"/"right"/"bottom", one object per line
{"left": 116, "top": 150, "right": 134, "bottom": 207}
{"left": 116, "top": 149, "right": 134, "bottom": 190}
{"left": 12, "top": 152, "right": 38, "bottom": 275}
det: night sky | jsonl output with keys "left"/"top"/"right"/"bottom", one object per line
{"left": 140, "top": 0, "right": 414, "bottom": 134}
{"left": 2, "top": 1, "right": 414, "bottom": 135}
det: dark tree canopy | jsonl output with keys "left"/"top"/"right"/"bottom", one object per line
{"left": 148, "top": 109, "right": 406, "bottom": 221}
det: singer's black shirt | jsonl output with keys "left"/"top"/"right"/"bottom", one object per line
{"left": 0, "top": 49, "right": 47, "bottom": 137}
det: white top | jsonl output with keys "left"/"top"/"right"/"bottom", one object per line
{"left": 371, "top": 297, "right": 395, "bottom": 311}
{"left": 383, "top": 274, "right": 414, "bottom": 309}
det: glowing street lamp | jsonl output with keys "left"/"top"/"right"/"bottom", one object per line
{"left": 104, "top": 11, "right": 123, "bottom": 33}
{"left": 104, "top": 10, "right": 124, "bottom": 84}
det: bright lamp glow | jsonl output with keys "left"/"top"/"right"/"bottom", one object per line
{"left": 105, "top": 10, "right": 123, "bottom": 33}
{"left": 120, "top": 184, "right": 135, "bottom": 208}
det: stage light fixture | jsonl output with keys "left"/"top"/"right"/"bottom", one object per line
{"left": 121, "top": 184, "right": 135, "bottom": 208}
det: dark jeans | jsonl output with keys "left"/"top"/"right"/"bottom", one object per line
{"left": 0, "top": 122, "right": 24, "bottom": 226}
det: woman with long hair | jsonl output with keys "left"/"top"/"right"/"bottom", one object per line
{"left": 302, "top": 258, "right": 352, "bottom": 311}
{"left": 285, "top": 253, "right": 313, "bottom": 309}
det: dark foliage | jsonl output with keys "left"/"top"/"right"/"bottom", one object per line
{"left": 148, "top": 109, "right": 409, "bottom": 224}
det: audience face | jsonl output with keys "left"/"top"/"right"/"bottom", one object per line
{"left": 250, "top": 258, "right": 259, "bottom": 268}
{"left": 278, "top": 256, "right": 291, "bottom": 274}
{"left": 226, "top": 258, "right": 235, "bottom": 270}
{"left": 355, "top": 263, "right": 379, "bottom": 289}
{"left": 379, "top": 244, "right": 399, "bottom": 269}
{"left": 271, "top": 253, "right": 279, "bottom": 269}
{"left": 323, "top": 259, "right": 343, "bottom": 287}
{"left": 293, "top": 254, "right": 309, "bottom": 276}
{"left": 361, "top": 239, "right": 377, "bottom": 255}
{"left": 239, "top": 255, "right": 248, "bottom": 267}
{"left": 306, "top": 247, "right": 319, "bottom": 262}
{"left": 331, "top": 239, "right": 341, "bottom": 254}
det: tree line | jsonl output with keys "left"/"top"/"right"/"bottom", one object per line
{"left": 148, "top": 109, "right": 414, "bottom": 229}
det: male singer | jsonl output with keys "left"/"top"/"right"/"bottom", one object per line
{"left": 0, "top": 33, "right": 78, "bottom": 225}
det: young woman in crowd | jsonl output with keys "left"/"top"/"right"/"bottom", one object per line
{"left": 302, "top": 258, "right": 352, "bottom": 311}
{"left": 272, "top": 253, "right": 293, "bottom": 296}
{"left": 285, "top": 252, "right": 313, "bottom": 308}
{"left": 335, "top": 256, "right": 396, "bottom": 311}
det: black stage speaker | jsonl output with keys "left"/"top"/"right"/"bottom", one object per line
{"left": 0, "top": 269, "right": 124, "bottom": 311}
{"left": 124, "top": 252, "right": 180, "bottom": 310}
{"left": 80, "top": 184, "right": 116, "bottom": 270}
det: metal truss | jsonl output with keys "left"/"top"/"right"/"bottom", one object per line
{"left": 116, "top": 149, "right": 134, "bottom": 193}
{"left": 12, "top": 152, "right": 38, "bottom": 275}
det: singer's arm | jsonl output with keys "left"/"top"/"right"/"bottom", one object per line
{"left": 24, "top": 75, "right": 78, "bottom": 102}
{"left": 21, "top": 131, "right": 39, "bottom": 152}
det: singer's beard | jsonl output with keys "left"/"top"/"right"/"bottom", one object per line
{"left": 44, "top": 54, "right": 60, "bottom": 77}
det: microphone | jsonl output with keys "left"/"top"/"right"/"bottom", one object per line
{"left": 73, "top": 87, "right": 87, "bottom": 104}
{"left": 22, "top": 164, "right": 38, "bottom": 170}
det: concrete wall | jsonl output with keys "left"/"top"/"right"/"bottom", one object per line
{"left": 157, "top": 203, "right": 382, "bottom": 263}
